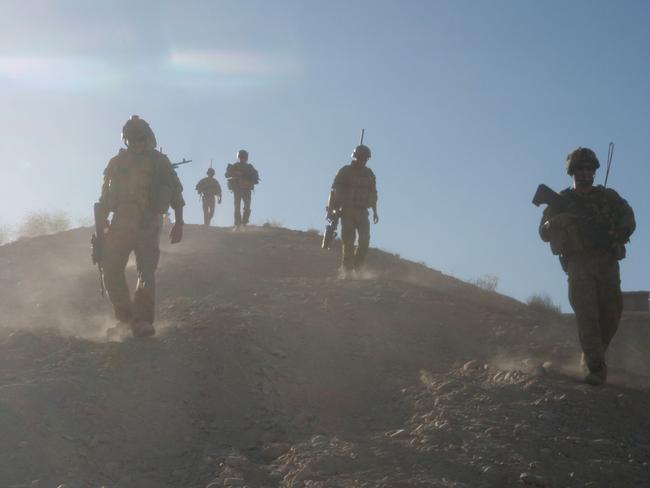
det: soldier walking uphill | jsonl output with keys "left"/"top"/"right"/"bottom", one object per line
{"left": 327, "top": 144, "right": 378, "bottom": 276}
{"left": 538, "top": 148, "right": 635, "bottom": 385}
{"left": 93, "top": 115, "right": 185, "bottom": 338}
{"left": 196, "top": 167, "right": 222, "bottom": 226}
{"left": 225, "top": 149, "right": 259, "bottom": 229}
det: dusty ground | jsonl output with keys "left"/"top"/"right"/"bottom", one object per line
{"left": 0, "top": 224, "right": 648, "bottom": 487}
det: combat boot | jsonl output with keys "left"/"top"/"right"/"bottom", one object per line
{"left": 585, "top": 364, "right": 607, "bottom": 386}
{"left": 132, "top": 321, "right": 156, "bottom": 338}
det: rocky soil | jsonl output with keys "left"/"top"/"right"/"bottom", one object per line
{"left": 0, "top": 225, "right": 648, "bottom": 487}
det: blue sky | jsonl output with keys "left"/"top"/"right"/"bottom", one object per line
{"left": 1, "top": 0, "right": 648, "bottom": 310}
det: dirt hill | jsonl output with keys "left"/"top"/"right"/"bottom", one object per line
{"left": 0, "top": 225, "right": 648, "bottom": 488}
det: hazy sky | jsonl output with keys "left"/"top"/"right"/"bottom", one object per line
{"left": 1, "top": 0, "right": 648, "bottom": 310}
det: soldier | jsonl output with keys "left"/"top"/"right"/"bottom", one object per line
{"left": 196, "top": 167, "right": 222, "bottom": 226}
{"left": 225, "top": 149, "right": 259, "bottom": 229}
{"left": 327, "top": 144, "right": 378, "bottom": 276}
{"left": 539, "top": 147, "right": 635, "bottom": 385}
{"left": 94, "top": 115, "right": 185, "bottom": 338}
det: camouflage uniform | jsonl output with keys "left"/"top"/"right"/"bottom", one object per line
{"left": 196, "top": 175, "right": 222, "bottom": 226}
{"left": 98, "top": 147, "right": 185, "bottom": 329}
{"left": 539, "top": 186, "right": 635, "bottom": 373}
{"left": 225, "top": 161, "right": 259, "bottom": 226}
{"left": 331, "top": 162, "right": 378, "bottom": 270}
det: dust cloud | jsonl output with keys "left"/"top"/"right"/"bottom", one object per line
{"left": 0, "top": 225, "right": 648, "bottom": 487}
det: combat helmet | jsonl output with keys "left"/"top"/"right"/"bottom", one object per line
{"left": 352, "top": 144, "right": 371, "bottom": 161}
{"left": 122, "top": 115, "right": 156, "bottom": 147}
{"left": 566, "top": 147, "right": 600, "bottom": 175}
{"left": 237, "top": 149, "right": 249, "bottom": 161}
{"left": 207, "top": 167, "right": 215, "bottom": 176}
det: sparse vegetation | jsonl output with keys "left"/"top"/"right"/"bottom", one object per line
{"left": 474, "top": 273, "right": 499, "bottom": 292}
{"left": 0, "top": 225, "right": 11, "bottom": 245}
{"left": 263, "top": 219, "right": 283, "bottom": 228}
{"left": 527, "top": 293, "right": 562, "bottom": 315}
{"left": 306, "top": 228, "right": 321, "bottom": 236}
{"left": 18, "top": 211, "right": 71, "bottom": 238}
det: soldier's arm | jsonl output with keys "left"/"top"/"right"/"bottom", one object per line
{"left": 369, "top": 169, "right": 378, "bottom": 211}
{"left": 621, "top": 200, "right": 636, "bottom": 240}
{"left": 613, "top": 192, "right": 636, "bottom": 241}
{"left": 96, "top": 160, "right": 116, "bottom": 218}
{"left": 367, "top": 169, "right": 378, "bottom": 222}
{"left": 248, "top": 165, "right": 259, "bottom": 184}
{"left": 329, "top": 168, "right": 346, "bottom": 210}
{"left": 539, "top": 207, "right": 553, "bottom": 242}
{"left": 160, "top": 156, "right": 185, "bottom": 218}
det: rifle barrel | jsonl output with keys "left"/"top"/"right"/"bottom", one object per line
{"left": 604, "top": 142, "right": 614, "bottom": 188}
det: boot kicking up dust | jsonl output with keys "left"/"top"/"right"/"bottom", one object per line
{"left": 325, "top": 131, "right": 379, "bottom": 278}
{"left": 534, "top": 146, "right": 635, "bottom": 385}
{"left": 92, "top": 115, "right": 185, "bottom": 338}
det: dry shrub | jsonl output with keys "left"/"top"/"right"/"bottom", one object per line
{"left": 19, "top": 211, "right": 71, "bottom": 238}
{"left": 527, "top": 293, "right": 562, "bottom": 315}
{"left": 474, "top": 273, "right": 499, "bottom": 292}
{"left": 263, "top": 219, "right": 283, "bottom": 228}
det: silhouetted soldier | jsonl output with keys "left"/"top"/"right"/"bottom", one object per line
{"left": 539, "top": 147, "right": 635, "bottom": 385}
{"left": 94, "top": 115, "right": 184, "bottom": 338}
{"left": 225, "top": 149, "right": 259, "bottom": 229}
{"left": 196, "top": 167, "right": 222, "bottom": 226}
{"left": 327, "top": 144, "right": 378, "bottom": 276}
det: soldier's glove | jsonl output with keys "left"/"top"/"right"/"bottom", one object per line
{"left": 545, "top": 213, "right": 575, "bottom": 230}
{"left": 373, "top": 212, "right": 379, "bottom": 224}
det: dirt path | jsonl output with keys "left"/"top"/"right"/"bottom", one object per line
{"left": 0, "top": 225, "right": 648, "bottom": 487}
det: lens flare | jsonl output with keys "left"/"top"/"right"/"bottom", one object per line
{"left": 167, "top": 49, "right": 298, "bottom": 77}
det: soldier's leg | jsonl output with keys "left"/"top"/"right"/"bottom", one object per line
{"left": 242, "top": 190, "right": 252, "bottom": 224}
{"left": 208, "top": 196, "right": 216, "bottom": 222}
{"left": 234, "top": 192, "right": 242, "bottom": 226}
{"left": 132, "top": 224, "right": 161, "bottom": 335}
{"left": 354, "top": 210, "right": 371, "bottom": 270}
{"left": 597, "top": 260, "right": 623, "bottom": 351}
{"left": 206, "top": 196, "right": 216, "bottom": 226}
{"left": 102, "top": 229, "right": 134, "bottom": 323}
{"left": 202, "top": 198, "right": 211, "bottom": 226}
{"left": 340, "top": 214, "right": 356, "bottom": 271}
{"left": 568, "top": 264, "right": 605, "bottom": 372}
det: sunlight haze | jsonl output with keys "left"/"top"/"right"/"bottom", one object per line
{"left": 1, "top": 0, "right": 648, "bottom": 310}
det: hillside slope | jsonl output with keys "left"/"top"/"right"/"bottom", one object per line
{"left": 0, "top": 225, "right": 648, "bottom": 488}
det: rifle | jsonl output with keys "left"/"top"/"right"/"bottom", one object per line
{"left": 91, "top": 202, "right": 107, "bottom": 296}
{"left": 532, "top": 183, "right": 616, "bottom": 252}
{"left": 172, "top": 158, "right": 192, "bottom": 169}
{"left": 532, "top": 184, "right": 567, "bottom": 210}
{"left": 322, "top": 208, "right": 340, "bottom": 250}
